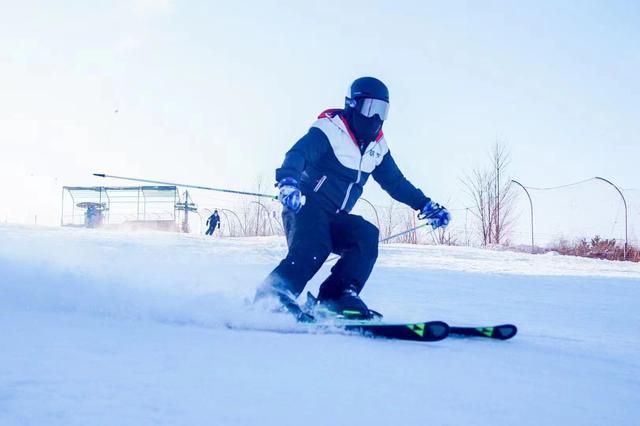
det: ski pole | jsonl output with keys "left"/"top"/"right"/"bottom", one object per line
{"left": 325, "top": 222, "right": 435, "bottom": 263}
{"left": 379, "top": 222, "right": 432, "bottom": 243}
{"left": 93, "top": 173, "right": 277, "bottom": 200}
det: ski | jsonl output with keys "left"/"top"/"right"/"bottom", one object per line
{"left": 299, "top": 292, "right": 516, "bottom": 341}
{"left": 328, "top": 321, "right": 517, "bottom": 341}
{"left": 338, "top": 320, "right": 450, "bottom": 342}
{"left": 449, "top": 324, "right": 518, "bottom": 340}
{"left": 227, "top": 319, "right": 516, "bottom": 342}
{"left": 226, "top": 319, "right": 450, "bottom": 342}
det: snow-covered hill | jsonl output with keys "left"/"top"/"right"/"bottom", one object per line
{"left": 1, "top": 224, "right": 639, "bottom": 425}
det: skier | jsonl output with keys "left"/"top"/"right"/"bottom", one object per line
{"left": 205, "top": 210, "right": 221, "bottom": 236}
{"left": 84, "top": 203, "right": 104, "bottom": 228}
{"left": 255, "top": 77, "right": 451, "bottom": 321}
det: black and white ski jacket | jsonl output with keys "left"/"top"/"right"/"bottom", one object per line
{"left": 276, "top": 109, "right": 429, "bottom": 214}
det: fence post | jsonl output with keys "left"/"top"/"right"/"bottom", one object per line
{"left": 512, "top": 179, "right": 534, "bottom": 253}
{"left": 595, "top": 176, "right": 628, "bottom": 261}
{"left": 359, "top": 197, "right": 381, "bottom": 230}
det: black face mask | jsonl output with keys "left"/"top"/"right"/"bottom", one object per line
{"left": 347, "top": 109, "right": 383, "bottom": 145}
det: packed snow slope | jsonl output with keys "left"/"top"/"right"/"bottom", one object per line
{"left": 1, "top": 224, "right": 639, "bottom": 426}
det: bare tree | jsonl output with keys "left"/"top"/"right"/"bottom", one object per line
{"left": 239, "top": 176, "right": 276, "bottom": 236}
{"left": 395, "top": 208, "right": 417, "bottom": 244}
{"left": 491, "top": 143, "right": 516, "bottom": 244}
{"left": 379, "top": 200, "right": 399, "bottom": 243}
{"left": 465, "top": 168, "right": 491, "bottom": 244}
{"left": 463, "top": 142, "right": 515, "bottom": 245}
{"left": 432, "top": 225, "right": 458, "bottom": 246}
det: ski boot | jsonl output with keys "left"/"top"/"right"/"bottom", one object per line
{"left": 313, "top": 285, "right": 381, "bottom": 321}
{"left": 255, "top": 286, "right": 314, "bottom": 323}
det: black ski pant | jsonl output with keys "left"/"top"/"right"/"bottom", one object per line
{"left": 262, "top": 196, "right": 379, "bottom": 299}
{"left": 206, "top": 222, "right": 218, "bottom": 235}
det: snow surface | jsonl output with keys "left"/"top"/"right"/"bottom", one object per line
{"left": 1, "top": 224, "right": 639, "bottom": 425}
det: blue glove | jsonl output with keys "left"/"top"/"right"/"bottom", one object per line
{"left": 277, "top": 178, "right": 305, "bottom": 213}
{"left": 418, "top": 199, "right": 451, "bottom": 229}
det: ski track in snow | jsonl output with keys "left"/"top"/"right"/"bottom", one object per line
{"left": 1, "top": 224, "right": 639, "bottom": 425}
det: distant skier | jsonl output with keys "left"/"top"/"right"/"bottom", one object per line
{"left": 206, "top": 210, "right": 221, "bottom": 236}
{"left": 255, "top": 77, "right": 451, "bottom": 320}
{"left": 84, "top": 203, "right": 104, "bottom": 228}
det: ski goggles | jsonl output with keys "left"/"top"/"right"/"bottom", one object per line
{"left": 346, "top": 97, "right": 390, "bottom": 120}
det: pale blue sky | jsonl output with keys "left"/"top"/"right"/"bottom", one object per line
{"left": 1, "top": 0, "right": 638, "bottom": 243}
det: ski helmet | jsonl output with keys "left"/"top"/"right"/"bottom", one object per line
{"left": 345, "top": 77, "right": 389, "bottom": 142}
{"left": 345, "top": 77, "right": 390, "bottom": 121}
{"left": 347, "top": 76, "right": 389, "bottom": 102}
